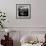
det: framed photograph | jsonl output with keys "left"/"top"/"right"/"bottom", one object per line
{"left": 16, "top": 4, "right": 31, "bottom": 19}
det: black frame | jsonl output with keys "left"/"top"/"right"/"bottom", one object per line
{"left": 16, "top": 4, "right": 31, "bottom": 19}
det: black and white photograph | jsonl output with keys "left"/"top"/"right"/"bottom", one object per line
{"left": 16, "top": 4, "right": 31, "bottom": 19}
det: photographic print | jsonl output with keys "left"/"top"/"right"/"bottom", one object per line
{"left": 16, "top": 4, "right": 31, "bottom": 19}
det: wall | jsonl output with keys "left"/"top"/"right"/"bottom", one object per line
{"left": 0, "top": 0, "right": 46, "bottom": 46}
{"left": 0, "top": 0, "right": 46, "bottom": 27}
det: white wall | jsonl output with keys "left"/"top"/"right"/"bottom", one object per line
{"left": 0, "top": 1, "right": 46, "bottom": 46}
{"left": 0, "top": 0, "right": 46, "bottom": 27}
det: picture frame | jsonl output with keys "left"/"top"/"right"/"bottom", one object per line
{"left": 16, "top": 4, "right": 31, "bottom": 19}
